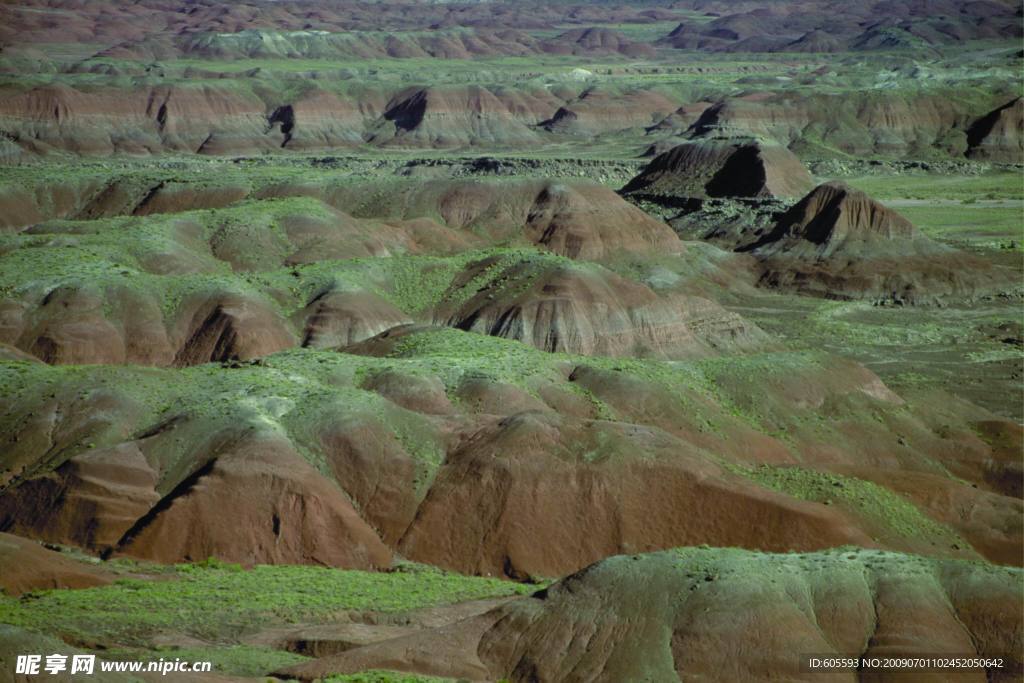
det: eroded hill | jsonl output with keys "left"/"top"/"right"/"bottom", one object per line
{"left": 0, "top": 0, "right": 1021, "bottom": 681}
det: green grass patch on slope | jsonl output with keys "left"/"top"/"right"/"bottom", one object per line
{"left": 731, "top": 465, "right": 962, "bottom": 542}
{"left": 0, "top": 332, "right": 834, "bottom": 480}
{"left": 0, "top": 561, "right": 538, "bottom": 646}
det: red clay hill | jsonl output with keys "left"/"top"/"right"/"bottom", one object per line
{"left": 3, "top": 326, "right": 1020, "bottom": 574}
{"left": 621, "top": 138, "right": 815, "bottom": 201}
{"left": 0, "top": 0, "right": 1019, "bottom": 161}
{"left": 430, "top": 253, "right": 765, "bottom": 358}
{"left": 741, "top": 181, "right": 1003, "bottom": 302}
{"left": 683, "top": 90, "right": 1021, "bottom": 160}
{"left": 0, "top": 179, "right": 698, "bottom": 366}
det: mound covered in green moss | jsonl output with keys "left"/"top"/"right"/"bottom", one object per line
{"left": 283, "top": 546, "right": 1023, "bottom": 682}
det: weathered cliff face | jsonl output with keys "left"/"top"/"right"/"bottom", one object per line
{"left": 0, "top": 84, "right": 275, "bottom": 156}
{"left": 0, "top": 79, "right": 1015, "bottom": 159}
{"left": 762, "top": 181, "right": 921, "bottom": 252}
{"left": 684, "top": 90, "right": 1017, "bottom": 159}
{"left": 0, "top": 82, "right": 559, "bottom": 155}
{"left": 367, "top": 86, "right": 554, "bottom": 148}
{"left": 967, "top": 97, "right": 1024, "bottom": 163}
{"left": 541, "top": 88, "right": 681, "bottom": 135}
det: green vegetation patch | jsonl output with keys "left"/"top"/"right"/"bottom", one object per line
{"left": 0, "top": 561, "right": 538, "bottom": 646}
{"left": 732, "top": 465, "right": 962, "bottom": 542}
{"left": 846, "top": 172, "right": 1023, "bottom": 202}
{"left": 438, "top": 249, "right": 579, "bottom": 309}
{"left": 0, "top": 332, "right": 839, "bottom": 479}
{"left": 267, "top": 248, "right": 577, "bottom": 317}
{"left": 894, "top": 204, "right": 1023, "bottom": 249}
{"left": 662, "top": 545, "right": 1009, "bottom": 585}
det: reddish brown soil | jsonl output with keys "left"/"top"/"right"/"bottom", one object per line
{"left": 3, "top": 336, "right": 1017, "bottom": 574}
{"left": 4, "top": 284, "right": 307, "bottom": 367}
{"left": 0, "top": 2, "right": 1018, "bottom": 680}
{"left": 0, "top": 444, "right": 161, "bottom": 552}
{"left": 171, "top": 293, "right": 296, "bottom": 367}
{"left": 0, "top": 80, "right": 1013, "bottom": 159}
{"left": 768, "top": 181, "right": 919, "bottom": 245}
{"left": 521, "top": 181, "right": 683, "bottom": 259}
{"left": 548, "top": 27, "right": 655, "bottom": 58}
{"left": 542, "top": 88, "right": 680, "bottom": 136}
{"left": 282, "top": 179, "right": 683, "bottom": 258}
{"left": 396, "top": 410, "right": 877, "bottom": 578}
{"left": 435, "top": 254, "right": 765, "bottom": 358}
{"left": 114, "top": 435, "right": 393, "bottom": 568}
{"left": 0, "top": 84, "right": 273, "bottom": 156}
{"left": 1, "top": 180, "right": 696, "bottom": 366}
{"left": 1, "top": 0, "right": 1014, "bottom": 54}
{"left": 298, "top": 290, "right": 413, "bottom": 349}
{"left": 368, "top": 86, "right": 548, "bottom": 148}
{"left": 0, "top": 416, "right": 399, "bottom": 568}
{"left": 0, "top": 532, "right": 112, "bottom": 595}
{"left": 13, "top": 285, "right": 175, "bottom": 366}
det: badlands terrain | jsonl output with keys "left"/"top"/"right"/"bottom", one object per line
{"left": 0, "top": 0, "right": 1022, "bottom": 681}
